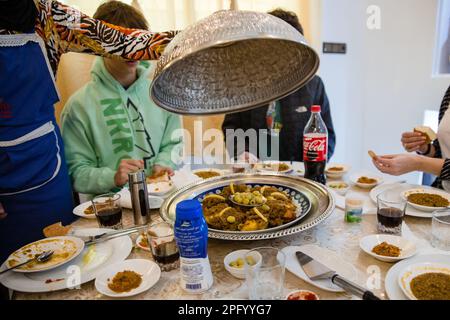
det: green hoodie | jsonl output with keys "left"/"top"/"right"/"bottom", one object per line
{"left": 61, "top": 58, "right": 182, "bottom": 195}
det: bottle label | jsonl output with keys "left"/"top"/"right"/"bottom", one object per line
{"left": 179, "top": 257, "right": 214, "bottom": 293}
{"left": 303, "top": 134, "right": 327, "bottom": 162}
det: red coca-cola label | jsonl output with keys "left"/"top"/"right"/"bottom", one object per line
{"left": 303, "top": 134, "right": 327, "bottom": 162}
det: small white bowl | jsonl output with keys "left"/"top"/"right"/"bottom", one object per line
{"left": 359, "top": 234, "right": 417, "bottom": 263}
{"left": 95, "top": 259, "right": 161, "bottom": 298}
{"left": 224, "top": 249, "right": 261, "bottom": 279}
{"left": 350, "top": 173, "right": 383, "bottom": 189}
{"left": 325, "top": 164, "right": 350, "bottom": 179}
{"left": 326, "top": 181, "right": 350, "bottom": 196}
{"left": 286, "top": 290, "right": 320, "bottom": 300}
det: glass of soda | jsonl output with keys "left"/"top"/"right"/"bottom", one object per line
{"left": 147, "top": 222, "right": 180, "bottom": 271}
{"left": 92, "top": 193, "right": 122, "bottom": 230}
{"left": 376, "top": 190, "right": 407, "bottom": 235}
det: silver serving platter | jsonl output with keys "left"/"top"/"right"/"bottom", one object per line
{"left": 151, "top": 10, "right": 319, "bottom": 115}
{"left": 160, "top": 173, "right": 335, "bottom": 241}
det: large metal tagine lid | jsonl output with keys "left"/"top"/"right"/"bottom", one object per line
{"left": 151, "top": 10, "right": 320, "bottom": 115}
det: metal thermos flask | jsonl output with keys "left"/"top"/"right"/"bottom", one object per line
{"left": 128, "top": 170, "right": 150, "bottom": 226}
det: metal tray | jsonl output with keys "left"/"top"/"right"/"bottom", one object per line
{"left": 160, "top": 173, "right": 335, "bottom": 240}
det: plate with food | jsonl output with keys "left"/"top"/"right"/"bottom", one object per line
{"left": 95, "top": 259, "right": 161, "bottom": 298}
{"left": 160, "top": 173, "right": 335, "bottom": 241}
{"left": 5, "top": 236, "right": 85, "bottom": 273}
{"left": 147, "top": 181, "right": 175, "bottom": 196}
{"left": 325, "top": 164, "right": 350, "bottom": 179}
{"left": 350, "top": 173, "right": 383, "bottom": 189}
{"left": 253, "top": 161, "right": 293, "bottom": 174}
{"left": 0, "top": 228, "right": 132, "bottom": 293}
{"left": 359, "top": 234, "right": 417, "bottom": 263}
{"left": 197, "top": 183, "right": 311, "bottom": 234}
{"left": 385, "top": 253, "right": 450, "bottom": 300}
{"left": 73, "top": 201, "right": 96, "bottom": 219}
{"left": 401, "top": 188, "right": 450, "bottom": 212}
{"left": 398, "top": 262, "right": 450, "bottom": 300}
{"left": 192, "top": 168, "right": 223, "bottom": 180}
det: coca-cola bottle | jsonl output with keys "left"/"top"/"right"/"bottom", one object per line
{"left": 303, "top": 105, "right": 328, "bottom": 184}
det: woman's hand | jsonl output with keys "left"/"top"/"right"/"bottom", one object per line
{"left": 114, "top": 159, "right": 145, "bottom": 187}
{"left": 152, "top": 164, "right": 174, "bottom": 177}
{"left": 401, "top": 132, "right": 428, "bottom": 153}
{"left": 372, "top": 154, "right": 422, "bottom": 176}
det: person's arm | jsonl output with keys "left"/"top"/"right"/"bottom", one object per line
{"left": 372, "top": 154, "right": 447, "bottom": 178}
{"left": 315, "top": 77, "right": 336, "bottom": 159}
{"left": 153, "top": 114, "right": 183, "bottom": 170}
{"left": 35, "top": 0, "right": 177, "bottom": 64}
{"left": 61, "top": 105, "right": 117, "bottom": 195}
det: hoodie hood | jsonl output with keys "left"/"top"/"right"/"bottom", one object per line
{"left": 90, "top": 57, "right": 153, "bottom": 93}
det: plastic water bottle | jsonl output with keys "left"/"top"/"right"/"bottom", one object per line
{"left": 174, "top": 200, "right": 213, "bottom": 293}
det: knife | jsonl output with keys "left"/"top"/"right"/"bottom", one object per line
{"left": 82, "top": 225, "right": 148, "bottom": 246}
{"left": 296, "top": 251, "right": 380, "bottom": 300}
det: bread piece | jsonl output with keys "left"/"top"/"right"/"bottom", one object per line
{"left": 146, "top": 171, "right": 170, "bottom": 184}
{"left": 368, "top": 150, "right": 377, "bottom": 160}
{"left": 414, "top": 126, "right": 437, "bottom": 144}
{"left": 43, "top": 222, "right": 72, "bottom": 238}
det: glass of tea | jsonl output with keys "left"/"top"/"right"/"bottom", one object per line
{"left": 92, "top": 193, "right": 122, "bottom": 230}
{"left": 376, "top": 190, "right": 407, "bottom": 235}
{"left": 147, "top": 222, "right": 180, "bottom": 271}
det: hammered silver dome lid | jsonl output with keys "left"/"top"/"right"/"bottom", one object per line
{"left": 151, "top": 10, "right": 320, "bottom": 115}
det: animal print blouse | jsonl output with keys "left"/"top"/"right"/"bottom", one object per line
{"left": 0, "top": 0, "right": 177, "bottom": 75}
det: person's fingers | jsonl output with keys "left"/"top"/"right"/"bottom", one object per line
{"left": 402, "top": 132, "right": 423, "bottom": 139}
{"left": 123, "top": 159, "right": 144, "bottom": 169}
{"left": 122, "top": 163, "right": 141, "bottom": 172}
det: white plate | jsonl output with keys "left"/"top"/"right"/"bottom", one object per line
{"left": 350, "top": 173, "right": 383, "bottom": 189}
{"left": 370, "top": 183, "right": 438, "bottom": 218}
{"left": 135, "top": 234, "right": 150, "bottom": 252}
{"left": 147, "top": 181, "right": 175, "bottom": 196}
{"left": 73, "top": 201, "right": 96, "bottom": 219}
{"left": 359, "top": 234, "right": 417, "bottom": 263}
{"left": 282, "top": 244, "right": 358, "bottom": 292}
{"left": 192, "top": 168, "right": 223, "bottom": 179}
{"left": 0, "top": 228, "right": 132, "bottom": 293}
{"left": 117, "top": 188, "right": 165, "bottom": 209}
{"left": 398, "top": 261, "right": 450, "bottom": 300}
{"left": 254, "top": 161, "right": 293, "bottom": 174}
{"left": 95, "top": 259, "right": 161, "bottom": 298}
{"left": 401, "top": 188, "right": 450, "bottom": 212}
{"left": 5, "top": 236, "right": 85, "bottom": 273}
{"left": 325, "top": 164, "right": 350, "bottom": 179}
{"left": 385, "top": 253, "right": 450, "bottom": 300}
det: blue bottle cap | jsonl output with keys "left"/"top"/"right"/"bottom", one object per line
{"left": 176, "top": 200, "right": 203, "bottom": 220}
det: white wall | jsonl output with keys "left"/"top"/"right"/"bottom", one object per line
{"left": 320, "top": 0, "right": 449, "bottom": 182}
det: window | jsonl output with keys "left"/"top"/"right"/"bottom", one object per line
{"left": 433, "top": 0, "right": 450, "bottom": 76}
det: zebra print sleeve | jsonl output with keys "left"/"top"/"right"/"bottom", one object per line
{"left": 35, "top": 0, "right": 177, "bottom": 74}
{"left": 439, "top": 159, "right": 450, "bottom": 181}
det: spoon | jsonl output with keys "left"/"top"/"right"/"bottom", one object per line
{"left": 229, "top": 195, "right": 267, "bottom": 208}
{"left": 0, "top": 250, "right": 54, "bottom": 275}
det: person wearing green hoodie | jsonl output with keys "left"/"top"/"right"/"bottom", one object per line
{"left": 61, "top": 1, "right": 182, "bottom": 197}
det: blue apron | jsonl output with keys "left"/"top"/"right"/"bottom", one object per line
{"left": 0, "top": 32, "right": 76, "bottom": 263}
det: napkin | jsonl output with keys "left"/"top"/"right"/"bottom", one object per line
{"left": 171, "top": 165, "right": 202, "bottom": 189}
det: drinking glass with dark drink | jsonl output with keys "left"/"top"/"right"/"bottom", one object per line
{"left": 376, "top": 191, "right": 407, "bottom": 235}
{"left": 92, "top": 193, "right": 123, "bottom": 230}
{"left": 147, "top": 222, "right": 180, "bottom": 271}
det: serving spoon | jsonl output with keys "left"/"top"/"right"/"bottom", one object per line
{"left": 0, "top": 250, "right": 54, "bottom": 275}
{"left": 229, "top": 195, "right": 267, "bottom": 208}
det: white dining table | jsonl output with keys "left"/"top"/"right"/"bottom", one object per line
{"left": 9, "top": 163, "right": 445, "bottom": 300}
